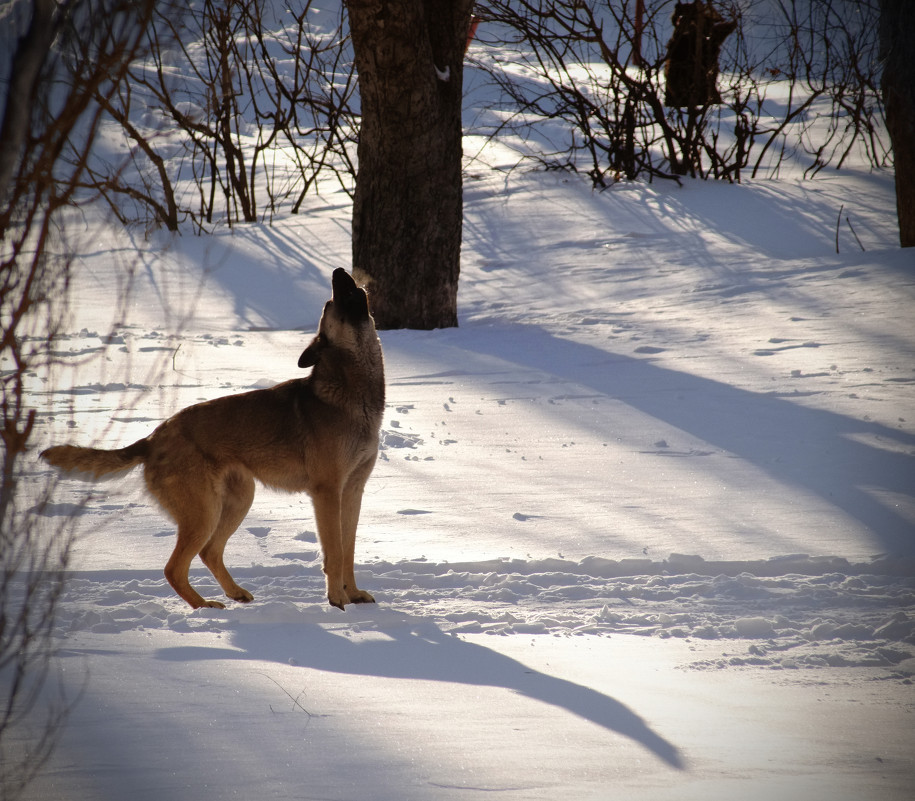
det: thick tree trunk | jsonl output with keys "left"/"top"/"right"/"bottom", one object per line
{"left": 347, "top": 0, "right": 472, "bottom": 329}
{"left": 879, "top": 0, "right": 915, "bottom": 247}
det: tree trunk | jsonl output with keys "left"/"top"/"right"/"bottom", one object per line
{"left": 0, "top": 0, "right": 59, "bottom": 206}
{"left": 879, "top": 0, "right": 915, "bottom": 247}
{"left": 346, "top": 0, "right": 472, "bottom": 329}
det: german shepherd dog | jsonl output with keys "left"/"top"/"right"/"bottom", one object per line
{"left": 42, "top": 269, "right": 385, "bottom": 611}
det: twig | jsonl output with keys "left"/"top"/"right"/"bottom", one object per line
{"left": 257, "top": 673, "right": 315, "bottom": 722}
{"left": 835, "top": 204, "right": 843, "bottom": 253}
{"left": 845, "top": 214, "right": 865, "bottom": 251}
{"left": 171, "top": 342, "right": 181, "bottom": 371}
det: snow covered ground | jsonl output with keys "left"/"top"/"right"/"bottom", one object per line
{"left": 13, "top": 58, "right": 915, "bottom": 800}
{"left": 19, "top": 162, "right": 914, "bottom": 800}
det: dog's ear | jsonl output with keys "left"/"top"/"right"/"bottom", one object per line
{"left": 298, "top": 334, "right": 324, "bottom": 368}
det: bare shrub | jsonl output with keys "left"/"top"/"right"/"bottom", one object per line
{"left": 0, "top": 1, "right": 157, "bottom": 796}
{"left": 471, "top": 0, "right": 887, "bottom": 185}
{"left": 89, "top": 0, "right": 358, "bottom": 231}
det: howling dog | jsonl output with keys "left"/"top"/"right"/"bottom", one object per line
{"left": 42, "top": 268, "right": 385, "bottom": 611}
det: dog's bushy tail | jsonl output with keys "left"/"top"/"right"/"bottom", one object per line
{"left": 41, "top": 439, "right": 149, "bottom": 480}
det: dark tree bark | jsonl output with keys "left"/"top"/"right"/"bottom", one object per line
{"left": 0, "top": 0, "right": 60, "bottom": 204}
{"left": 879, "top": 0, "right": 915, "bottom": 247}
{"left": 663, "top": 1, "right": 736, "bottom": 108}
{"left": 347, "top": 0, "right": 473, "bottom": 329}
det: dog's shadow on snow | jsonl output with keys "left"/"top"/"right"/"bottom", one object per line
{"left": 156, "top": 607, "right": 684, "bottom": 769}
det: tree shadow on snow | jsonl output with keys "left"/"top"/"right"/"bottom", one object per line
{"left": 463, "top": 324, "right": 915, "bottom": 557}
{"left": 155, "top": 609, "right": 684, "bottom": 770}
{"left": 173, "top": 224, "right": 341, "bottom": 331}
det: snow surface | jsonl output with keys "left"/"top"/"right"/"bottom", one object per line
{"left": 14, "top": 54, "right": 915, "bottom": 801}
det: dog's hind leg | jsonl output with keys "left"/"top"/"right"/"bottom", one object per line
{"left": 164, "top": 508, "right": 224, "bottom": 609}
{"left": 199, "top": 470, "right": 256, "bottom": 604}
{"left": 153, "top": 471, "right": 233, "bottom": 609}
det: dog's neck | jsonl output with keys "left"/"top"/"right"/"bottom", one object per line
{"left": 309, "top": 336, "right": 385, "bottom": 427}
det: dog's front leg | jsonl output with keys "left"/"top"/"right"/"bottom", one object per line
{"left": 341, "top": 459, "right": 376, "bottom": 605}
{"left": 312, "top": 488, "right": 348, "bottom": 610}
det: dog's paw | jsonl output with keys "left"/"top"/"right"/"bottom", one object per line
{"left": 198, "top": 600, "right": 227, "bottom": 609}
{"left": 327, "top": 583, "right": 348, "bottom": 610}
{"left": 327, "top": 584, "right": 374, "bottom": 610}
{"left": 229, "top": 588, "right": 254, "bottom": 603}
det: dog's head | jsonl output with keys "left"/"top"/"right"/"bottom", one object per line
{"left": 298, "top": 268, "right": 375, "bottom": 368}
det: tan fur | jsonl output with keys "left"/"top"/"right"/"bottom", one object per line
{"left": 42, "top": 269, "right": 385, "bottom": 610}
